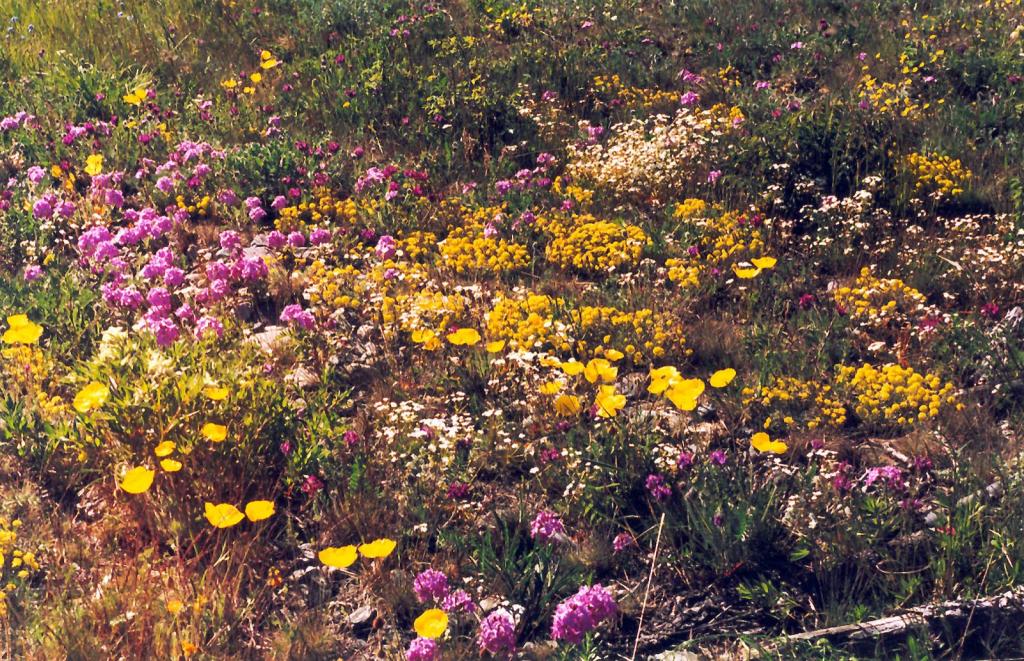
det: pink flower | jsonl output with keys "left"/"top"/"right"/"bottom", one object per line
{"left": 406, "top": 638, "right": 438, "bottom": 661}
{"left": 551, "top": 584, "right": 617, "bottom": 644}
{"left": 413, "top": 569, "right": 449, "bottom": 604}
{"left": 477, "top": 609, "right": 516, "bottom": 655}
{"left": 530, "top": 510, "right": 565, "bottom": 543}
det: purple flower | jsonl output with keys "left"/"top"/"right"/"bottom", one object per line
{"left": 164, "top": 267, "right": 185, "bottom": 287}
{"left": 32, "top": 198, "right": 53, "bottom": 219}
{"left": 219, "top": 230, "right": 241, "bottom": 251}
{"left": 147, "top": 287, "right": 172, "bottom": 312}
{"left": 375, "top": 234, "right": 397, "bottom": 260}
{"left": 551, "top": 584, "right": 617, "bottom": 644}
{"left": 709, "top": 449, "right": 728, "bottom": 465}
{"left": 612, "top": 532, "right": 635, "bottom": 553}
{"left": 287, "top": 231, "right": 306, "bottom": 248}
{"left": 442, "top": 589, "right": 476, "bottom": 614}
{"left": 645, "top": 474, "right": 671, "bottom": 502}
{"left": 267, "top": 230, "right": 287, "bottom": 249}
{"left": 301, "top": 474, "right": 323, "bottom": 496}
{"left": 413, "top": 569, "right": 449, "bottom": 604}
{"left": 271, "top": 195, "right": 287, "bottom": 210}
{"left": 530, "top": 509, "right": 565, "bottom": 543}
{"left": 155, "top": 176, "right": 175, "bottom": 194}
{"left": 676, "top": 451, "right": 694, "bottom": 469}
{"left": 309, "top": 228, "right": 332, "bottom": 245}
{"left": 195, "top": 315, "right": 224, "bottom": 340}
{"left": 27, "top": 166, "right": 46, "bottom": 185}
{"left": 477, "top": 609, "right": 516, "bottom": 656}
{"left": 280, "top": 304, "right": 315, "bottom": 330}
{"left": 406, "top": 637, "right": 439, "bottom": 661}
{"left": 23, "top": 265, "right": 43, "bottom": 282}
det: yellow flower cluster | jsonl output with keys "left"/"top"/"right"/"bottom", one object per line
{"left": 742, "top": 376, "right": 847, "bottom": 433}
{"left": 400, "top": 231, "right": 438, "bottom": 261}
{"left": 276, "top": 192, "right": 358, "bottom": 233}
{"left": 833, "top": 267, "right": 928, "bottom": 325}
{"left": 545, "top": 216, "right": 648, "bottom": 273}
{"left": 592, "top": 74, "right": 678, "bottom": 108}
{"left": 673, "top": 198, "right": 708, "bottom": 220}
{"left": 485, "top": 292, "right": 686, "bottom": 362}
{"left": 1, "top": 346, "right": 66, "bottom": 420}
{"left": 858, "top": 73, "right": 923, "bottom": 119}
{"left": 174, "top": 194, "right": 211, "bottom": 218}
{"left": 835, "top": 363, "right": 960, "bottom": 426}
{"left": 666, "top": 209, "right": 766, "bottom": 288}
{"left": 438, "top": 205, "right": 529, "bottom": 274}
{"left": 905, "top": 152, "right": 971, "bottom": 199}
{"left": 0, "top": 517, "right": 40, "bottom": 618}
{"left": 303, "top": 260, "right": 362, "bottom": 311}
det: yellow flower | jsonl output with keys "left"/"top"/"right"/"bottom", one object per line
{"left": 648, "top": 366, "right": 681, "bottom": 394}
{"left": 751, "top": 256, "right": 777, "bottom": 270}
{"left": 73, "top": 381, "right": 110, "bottom": 414}
{"left": 732, "top": 264, "right": 760, "bottom": 279}
{"left": 604, "top": 349, "right": 625, "bottom": 361}
{"left": 160, "top": 459, "right": 183, "bottom": 472}
{"left": 318, "top": 545, "right": 358, "bottom": 568}
{"left": 84, "top": 154, "right": 103, "bottom": 177}
{"left": 486, "top": 340, "right": 506, "bottom": 353}
{"left": 203, "top": 385, "right": 229, "bottom": 401}
{"left": 751, "top": 432, "right": 788, "bottom": 454}
{"left": 709, "top": 368, "right": 736, "bottom": 388}
{"left": 120, "top": 466, "right": 155, "bottom": 494}
{"left": 560, "top": 359, "right": 585, "bottom": 376}
{"left": 244, "top": 500, "right": 275, "bottom": 522}
{"left": 665, "top": 378, "right": 705, "bottom": 411}
{"left": 414, "top": 608, "right": 449, "bottom": 639}
{"left": 204, "top": 502, "right": 245, "bottom": 528}
{"left": 181, "top": 641, "right": 198, "bottom": 657}
{"left": 260, "top": 50, "right": 279, "bottom": 69}
{"left": 3, "top": 315, "right": 43, "bottom": 345}
{"left": 250, "top": 72, "right": 262, "bottom": 84}
{"left": 538, "top": 380, "right": 564, "bottom": 395}
{"left": 411, "top": 329, "right": 436, "bottom": 344}
{"left": 594, "top": 385, "right": 626, "bottom": 418}
{"left": 447, "top": 328, "right": 481, "bottom": 345}
{"left": 166, "top": 599, "right": 185, "bottom": 615}
{"left": 358, "top": 538, "right": 397, "bottom": 559}
{"left": 154, "top": 440, "right": 176, "bottom": 458}
{"left": 583, "top": 358, "right": 617, "bottom": 384}
{"left": 221, "top": 79, "right": 238, "bottom": 90}
{"left": 554, "top": 394, "right": 581, "bottom": 416}
{"left": 122, "top": 87, "right": 146, "bottom": 105}
{"left": 201, "top": 423, "right": 227, "bottom": 442}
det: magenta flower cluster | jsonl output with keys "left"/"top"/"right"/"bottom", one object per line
{"left": 551, "top": 584, "right": 617, "bottom": 644}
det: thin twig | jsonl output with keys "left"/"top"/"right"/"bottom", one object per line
{"left": 631, "top": 512, "right": 666, "bottom": 661}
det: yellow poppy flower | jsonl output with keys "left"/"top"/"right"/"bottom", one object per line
{"left": 120, "top": 466, "right": 155, "bottom": 494}
{"left": 318, "top": 545, "right": 358, "bottom": 568}
{"left": 709, "top": 368, "right": 737, "bottom": 388}
{"left": 201, "top": 423, "right": 227, "bottom": 442}
{"left": 447, "top": 328, "right": 481, "bottom": 345}
{"left": 751, "top": 256, "right": 777, "bottom": 270}
{"left": 486, "top": 340, "right": 506, "bottom": 353}
{"left": 414, "top": 608, "right": 449, "bottom": 639}
{"left": 648, "top": 366, "right": 681, "bottom": 394}
{"left": 73, "top": 381, "right": 110, "bottom": 414}
{"left": 594, "top": 385, "right": 626, "bottom": 418}
{"left": 244, "top": 500, "right": 275, "bottom": 522}
{"left": 84, "top": 154, "right": 103, "bottom": 177}
{"left": 751, "top": 432, "right": 788, "bottom": 454}
{"left": 154, "top": 441, "right": 176, "bottom": 457}
{"left": 583, "top": 358, "right": 617, "bottom": 384}
{"left": 554, "top": 394, "right": 581, "bottom": 416}
{"left": 204, "top": 502, "right": 245, "bottom": 528}
{"left": 732, "top": 264, "right": 761, "bottom": 279}
{"left": 160, "top": 459, "right": 183, "bottom": 472}
{"left": 538, "top": 380, "right": 564, "bottom": 395}
{"left": 203, "top": 386, "right": 229, "bottom": 401}
{"left": 358, "top": 538, "right": 397, "bottom": 559}
{"left": 3, "top": 315, "right": 43, "bottom": 345}
{"left": 560, "top": 359, "right": 585, "bottom": 376}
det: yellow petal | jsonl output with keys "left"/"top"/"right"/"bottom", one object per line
{"left": 244, "top": 500, "right": 275, "bottom": 522}
{"left": 160, "top": 459, "right": 183, "bottom": 472}
{"left": 709, "top": 368, "right": 737, "bottom": 388}
{"left": 732, "top": 264, "right": 761, "bottom": 279}
{"left": 73, "top": 381, "right": 111, "bottom": 413}
{"left": 358, "top": 538, "right": 397, "bottom": 559}
{"left": 154, "top": 440, "right": 176, "bottom": 458}
{"left": 201, "top": 423, "right": 227, "bottom": 442}
{"left": 751, "top": 432, "right": 788, "bottom": 454}
{"left": 486, "top": 340, "right": 506, "bottom": 353}
{"left": 203, "top": 386, "right": 229, "bottom": 401}
{"left": 413, "top": 608, "right": 449, "bottom": 639}
{"left": 538, "top": 380, "right": 564, "bottom": 395}
{"left": 318, "top": 545, "right": 358, "bottom": 568}
{"left": 120, "top": 466, "right": 155, "bottom": 494}
{"left": 554, "top": 394, "right": 581, "bottom": 416}
{"left": 446, "top": 328, "right": 481, "bottom": 345}
{"left": 204, "top": 502, "right": 245, "bottom": 528}
{"left": 751, "top": 256, "right": 777, "bottom": 270}
{"left": 560, "top": 359, "right": 585, "bottom": 376}
{"left": 3, "top": 317, "right": 43, "bottom": 345}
